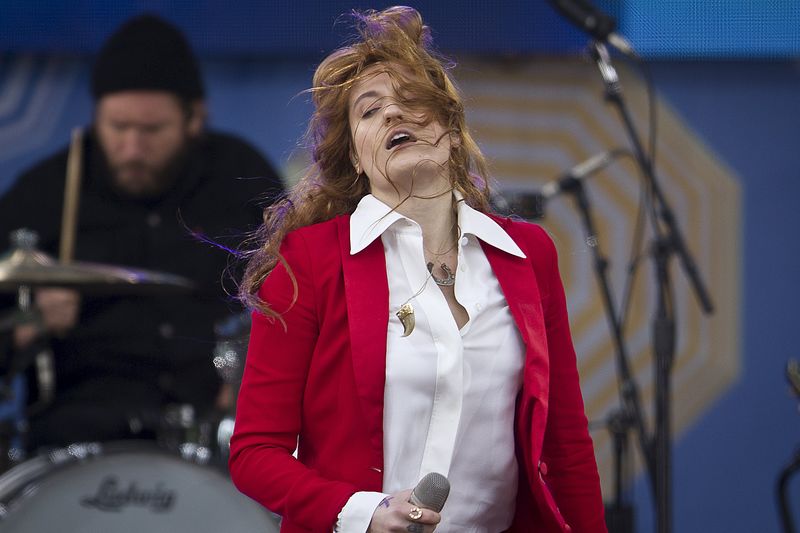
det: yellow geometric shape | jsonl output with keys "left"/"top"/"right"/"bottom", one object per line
{"left": 455, "top": 58, "right": 741, "bottom": 494}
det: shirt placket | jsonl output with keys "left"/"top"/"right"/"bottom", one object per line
{"left": 395, "top": 226, "right": 465, "bottom": 478}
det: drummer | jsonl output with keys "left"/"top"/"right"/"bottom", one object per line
{"left": 0, "top": 14, "right": 283, "bottom": 450}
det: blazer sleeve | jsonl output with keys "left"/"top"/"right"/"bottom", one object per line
{"left": 229, "top": 230, "right": 358, "bottom": 531}
{"left": 534, "top": 227, "right": 607, "bottom": 532}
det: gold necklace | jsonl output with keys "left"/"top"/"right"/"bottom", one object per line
{"left": 396, "top": 195, "right": 461, "bottom": 336}
{"left": 396, "top": 271, "right": 431, "bottom": 337}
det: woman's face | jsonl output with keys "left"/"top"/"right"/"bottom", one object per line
{"left": 348, "top": 63, "right": 452, "bottom": 203}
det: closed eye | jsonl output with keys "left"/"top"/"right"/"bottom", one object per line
{"left": 362, "top": 107, "right": 380, "bottom": 119}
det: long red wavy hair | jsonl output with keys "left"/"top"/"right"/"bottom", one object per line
{"left": 240, "top": 6, "right": 492, "bottom": 316}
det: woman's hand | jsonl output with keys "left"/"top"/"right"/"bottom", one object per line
{"left": 367, "top": 489, "right": 441, "bottom": 533}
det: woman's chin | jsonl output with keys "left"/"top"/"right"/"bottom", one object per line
{"left": 383, "top": 160, "right": 448, "bottom": 188}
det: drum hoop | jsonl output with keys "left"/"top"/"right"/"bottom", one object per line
{"left": 0, "top": 440, "right": 197, "bottom": 510}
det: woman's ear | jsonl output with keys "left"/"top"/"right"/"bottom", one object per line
{"left": 350, "top": 151, "right": 361, "bottom": 174}
{"left": 449, "top": 130, "right": 462, "bottom": 148}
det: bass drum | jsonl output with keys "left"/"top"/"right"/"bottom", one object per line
{"left": 0, "top": 442, "right": 279, "bottom": 532}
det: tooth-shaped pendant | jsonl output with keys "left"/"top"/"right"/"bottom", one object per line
{"left": 396, "top": 302, "right": 415, "bottom": 337}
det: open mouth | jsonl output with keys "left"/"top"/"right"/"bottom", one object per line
{"left": 386, "top": 130, "right": 416, "bottom": 150}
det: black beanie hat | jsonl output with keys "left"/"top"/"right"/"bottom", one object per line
{"left": 91, "top": 14, "right": 205, "bottom": 100}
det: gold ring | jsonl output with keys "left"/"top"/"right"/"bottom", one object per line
{"left": 408, "top": 506, "right": 423, "bottom": 521}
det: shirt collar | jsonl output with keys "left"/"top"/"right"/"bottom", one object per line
{"left": 454, "top": 191, "right": 526, "bottom": 258}
{"left": 349, "top": 192, "right": 526, "bottom": 259}
{"left": 350, "top": 194, "right": 408, "bottom": 255}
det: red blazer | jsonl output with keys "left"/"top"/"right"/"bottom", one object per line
{"left": 229, "top": 214, "right": 606, "bottom": 533}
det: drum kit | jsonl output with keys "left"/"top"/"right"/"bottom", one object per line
{"left": 0, "top": 233, "right": 279, "bottom": 532}
{"left": 0, "top": 130, "right": 278, "bottom": 531}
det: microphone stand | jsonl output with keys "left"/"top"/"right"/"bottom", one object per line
{"left": 561, "top": 176, "right": 654, "bottom": 532}
{"left": 777, "top": 446, "right": 800, "bottom": 533}
{"left": 588, "top": 41, "right": 715, "bottom": 533}
{"left": 0, "top": 287, "right": 36, "bottom": 471}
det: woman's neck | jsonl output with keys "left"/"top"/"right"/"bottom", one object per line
{"left": 393, "top": 190, "right": 457, "bottom": 254}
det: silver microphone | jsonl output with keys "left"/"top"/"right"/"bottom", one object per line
{"left": 493, "top": 149, "right": 627, "bottom": 220}
{"left": 540, "top": 149, "right": 625, "bottom": 200}
{"left": 408, "top": 472, "right": 450, "bottom": 513}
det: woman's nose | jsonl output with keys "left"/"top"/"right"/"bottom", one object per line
{"left": 383, "top": 102, "right": 404, "bottom": 123}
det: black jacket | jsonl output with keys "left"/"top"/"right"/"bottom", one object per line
{"left": 0, "top": 129, "right": 283, "bottom": 430}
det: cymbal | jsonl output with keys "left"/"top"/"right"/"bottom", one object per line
{"left": 0, "top": 231, "right": 194, "bottom": 295}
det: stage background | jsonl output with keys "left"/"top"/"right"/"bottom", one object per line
{"left": 1, "top": 1, "right": 799, "bottom": 531}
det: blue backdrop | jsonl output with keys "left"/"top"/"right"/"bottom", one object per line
{"left": 1, "top": 2, "right": 799, "bottom": 532}
{"left": 1, "top": 0, "right": 798, "bottom": 57}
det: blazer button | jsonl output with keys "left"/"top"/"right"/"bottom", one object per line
{"left": 538, "top": 460, "right": 548, "bottom": 476}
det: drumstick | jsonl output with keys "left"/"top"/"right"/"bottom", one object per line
{"left": 60, "top": 127, "right": 83, "bottom": 264}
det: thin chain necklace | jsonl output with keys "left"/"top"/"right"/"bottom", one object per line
{"left": 423, "top": 202, "right": 459, "bottom": 287}
{"left": 395, "top": 194, "right": 460, "bottom": 335}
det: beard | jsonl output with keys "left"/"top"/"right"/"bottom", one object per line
{"left": 108, "top": 140, "right": 194, "bottom": 200}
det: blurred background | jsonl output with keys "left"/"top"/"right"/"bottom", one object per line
{"left": 1, "top": 1, "right": 798, "bottom": 531}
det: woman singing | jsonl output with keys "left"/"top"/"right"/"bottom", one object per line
{"left": 230, "top": 6, "right": 606, "bottom": 533}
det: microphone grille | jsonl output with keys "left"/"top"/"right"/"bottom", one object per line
{"left": 411, "top": 472, "right": 450, "bottom": 512}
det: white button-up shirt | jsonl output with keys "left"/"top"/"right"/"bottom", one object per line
{"left": 337, "top": 193, "right": 527, "bottom": 533}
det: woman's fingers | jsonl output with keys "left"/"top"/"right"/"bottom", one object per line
{"left": 368, "top": 489, "right": 441, "bottom": 532}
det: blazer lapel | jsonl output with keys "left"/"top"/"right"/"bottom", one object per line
{"left": 480, "top": 230, "right": 550, "bottom": 408}
{"left": 337, "top": 216, "right": 389, "bottom": 460}
{"left": 481, "top": 232, "right": 551, "bottom": 489}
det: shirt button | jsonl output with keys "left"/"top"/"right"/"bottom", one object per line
{"left": 159, "top": 323, "right": 175, "bottom": 338}
{"left": 459, "top": 236, "right": 469, "bottom": 246}
{"left": 147, "top": 212, "right": 162, "bottom": 228}
{"left": 475, "top": 302, "right": 484, "bottom": 312}
{"left": 432, "top": 335, "right": 439, "bottom": 343}
{"left": 460, "top": 264, "right": 467, "bottom": 272}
